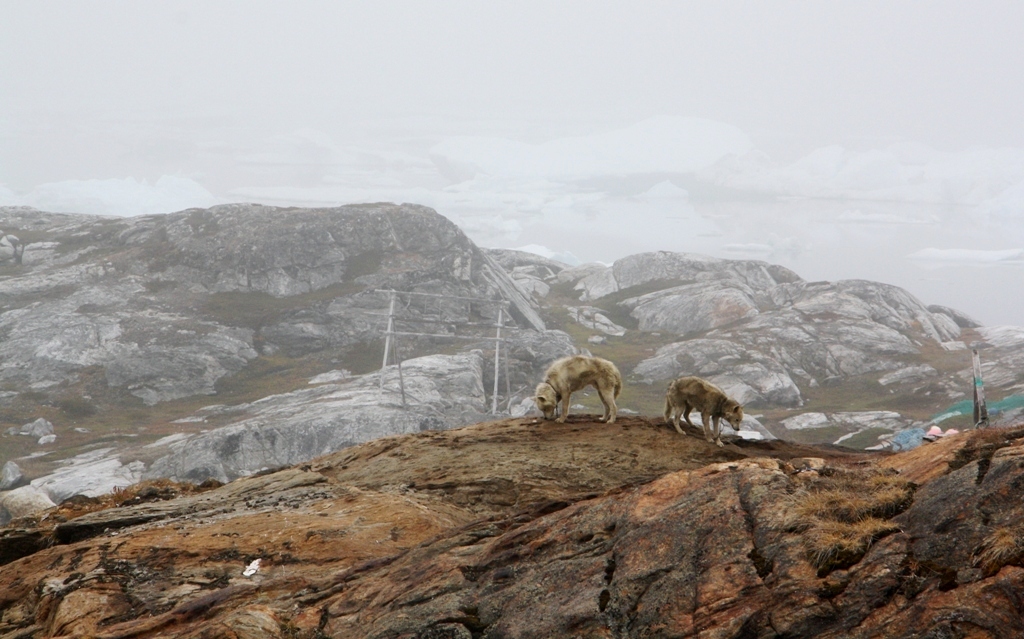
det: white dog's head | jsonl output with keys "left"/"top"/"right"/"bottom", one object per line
{"left": 534, "top": 382, "right": 559, "bottom": 420}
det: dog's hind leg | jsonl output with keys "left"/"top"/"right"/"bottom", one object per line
{"left": 682, "top": 403, "right": 695, "bottom": 428}
{"left": 597, "top": 382, "right": 617, "bottom": 424}
{"left": 667, "top": 403, "right": 686, "bottom": 435}
{"left": 672, "top": 408, "right": 685, "bottom": 435}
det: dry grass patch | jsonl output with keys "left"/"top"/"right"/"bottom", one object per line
{"left": 974, "top": 527, "right": 1024, "bottom": 575}
{"left": 806, "top": 518, "right": 902, "bottom": 574}
{"left": 777, "top": 466, "right": 914, "bottom": 575}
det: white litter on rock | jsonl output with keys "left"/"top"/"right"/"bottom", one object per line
{"left": 242, "top": 558, "right": 261, "bottom": 577}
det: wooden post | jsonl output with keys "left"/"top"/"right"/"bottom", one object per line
{"left": 394, "top": 333, "right": 407, "bottom": 408}
{"left": 491, "top": 307, "right": 503, "bottom": 414}
{"left": 972, "top": 349, "right": 989, "bottom": 428}
{"left": 380, "top": 291, "right": 396, "bottom": 390}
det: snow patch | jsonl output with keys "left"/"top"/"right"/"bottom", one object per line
{"left": 907, "top": 248, "right": 1024, "bottom": 264}
{"left": 11, "top": 176, "right": 219, "bottom": 217}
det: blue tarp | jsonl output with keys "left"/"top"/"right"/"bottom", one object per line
{"left": 891, "top": 428, "right": 926, "bottom": 451}
{"left": 931, "top": 394, "right": 1024, "bottom": 424}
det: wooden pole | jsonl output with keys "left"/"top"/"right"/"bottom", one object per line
{"left": 394, "top": 334, "right": 407, "bottom": 407}
{"left": 380, "top": 291, "right": 396, "bottom": 390}
{"left": 491, "top": 307, "right": 502, "bottom": 414}
{"left": 972, "top": 349, "right": 988, "bottom": 428}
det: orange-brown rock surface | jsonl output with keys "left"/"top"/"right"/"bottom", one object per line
{"left": 2, "top": 416, "right": 1022, "bottom": 639}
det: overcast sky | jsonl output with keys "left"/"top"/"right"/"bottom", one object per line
{"left": 3, "top": 1, "right": 1024, "bottom": 188}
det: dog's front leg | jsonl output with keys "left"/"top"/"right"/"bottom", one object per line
{"left": 557, "top": 392, "right": 571, "bottom": 423}
{"left": 701, "top": 412, "right": 713, "bottom": 443}
{"left": 712, "top": 415, "right": 723, "bottom": 447}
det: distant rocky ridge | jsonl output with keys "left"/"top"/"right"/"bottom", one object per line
{"left": 556, "top": 251, "right": 966, "bottom": 403}
{"left": 0, "top": 203, "right": 543, "bottom": 405}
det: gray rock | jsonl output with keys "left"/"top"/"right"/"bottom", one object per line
{"left": 780, "top": 411, "right": 910, "bottom": 432}
{"left": 634, "top": 339, "right": 801, "bottom": 407}
{"left": 0, "top": 485, "right": 56, "bottom": 525}
{"left": 566, "top": 306, "right": 626, "bottom": 336}
{"left": 778, "top": 412, "right": 830, "bottom": 430}
{"left": 14, "top": 418, "right": 54, "bottom": 438}
{"left": 0, "top": 461, "right": 27, "bottom": 491}
{"left": 0, "top": 232, "right": 23, "bottom": 264}
{"left": 145, "top": 352, "right": 492, "bottom": 484}
{"left": 928, "top": 304, "right": 983, "bottom": 329}
{"left": 568, "top": 251, "right": 800, "bottom": 302}
{"left": 624, "top": 284, "right": 759, "bottom": 334}
{"left": 30, "top": 448, "right": 145, "bottom": 503}
{"left": 879, "top": 365, "right": 938, "bottom": 386}
{"left": 483, "top": 248, "right": 566, "bottom": 277}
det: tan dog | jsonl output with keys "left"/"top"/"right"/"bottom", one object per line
{"left": 664, "top": 376, "right": 744, "bottom": 447}
{"left": 534, "top": 355, "right": 622, "bottom": 424}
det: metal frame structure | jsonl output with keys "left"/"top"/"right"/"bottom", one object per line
{"left": 376, "top": 289, "right": 515, "bottom": 414}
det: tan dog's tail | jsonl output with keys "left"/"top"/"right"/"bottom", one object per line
{"left": 614, "top": 377, "right": 622, "bottom": 399}
{"left": 663, "top": 393, "right": 672, "bottom": 423}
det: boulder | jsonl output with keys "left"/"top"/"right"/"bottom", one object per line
{"left": 14, "top": 417, "right": 54, "bottom": 438}
{"left": 928, "top": 304, "right": 983, "bottom": 328}
{"left": 0, "top": 461, "right": 27, "bottom": 491}
{"left": 0, "top": 485, "right": 56, "bottom": 524}
{"left": 566, "top": 306, "right": 626, "bottom": 336}
{"left": 878, "top": 365, "right": 938, "bottom": 386}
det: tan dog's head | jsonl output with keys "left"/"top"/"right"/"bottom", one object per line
{"left": 723, "top": 401, "right": 744, "bottom": 429}
{"left": 534, "top": 382, "right": 559, "bottom": 420}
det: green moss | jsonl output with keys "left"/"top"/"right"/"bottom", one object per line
{"left": 344, "top": 250, "right": 384, "bottom": 281}
{"left": 201, "top": 282, "right": 366, "bottom": 330}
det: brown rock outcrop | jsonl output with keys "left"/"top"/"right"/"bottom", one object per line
{"left": 1, "top": 417, "right": 1022, "bottom": 638}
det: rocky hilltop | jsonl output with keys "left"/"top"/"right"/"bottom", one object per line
{"left": 2, "top": 415, "right": 1024, "bottom": 638}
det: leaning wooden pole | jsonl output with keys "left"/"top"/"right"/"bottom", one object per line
{"left": 972, "top": 349, "right": 989, "bottom": 428}
{"left": 491, "top": 307, "right": 503, "bottom": 414}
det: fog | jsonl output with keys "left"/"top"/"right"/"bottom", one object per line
{"left": 2, "top": 1, "right": 1023, "bottom": 324}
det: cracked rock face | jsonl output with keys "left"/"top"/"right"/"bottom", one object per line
{"left": 0, "top": 204, "right": 544, "bottom": 405}
{"left": 144, "top": 352, "right": 491, "bottom": 484}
